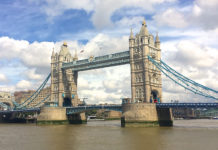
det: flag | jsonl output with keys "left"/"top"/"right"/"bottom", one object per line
{"left": 80, "top": 50, "right": 84, "bottom": 53}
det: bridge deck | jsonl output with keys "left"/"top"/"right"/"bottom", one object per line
{"left": 62, "top": 51, "right": 130, "bottom": 71}
{"left": 0, "top": 103, "right": 217, "bottom": 115}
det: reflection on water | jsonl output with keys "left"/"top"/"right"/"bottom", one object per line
{"left": 0, "top": 120, "right": 218, "bottom": 150}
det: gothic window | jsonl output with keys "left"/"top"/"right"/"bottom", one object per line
{"left": 136, "top": 90, "right": 139, "bottom": 98}
{"left": 140, "top": 76, "right": 142, "bottom": 82}
{"left": 141, "top": 90, "right": 144, "bottom": 98}
{"left": 139, "top": 88, "right": 141, "bottom": 98}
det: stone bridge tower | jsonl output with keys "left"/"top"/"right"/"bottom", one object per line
{"left": 129, "top": 19, "right": 162, "bottom": 103}
{"left": 51, "top": 42, "right": 81, "bottom": 107}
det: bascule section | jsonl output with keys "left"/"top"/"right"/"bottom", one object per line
{"left": 129, "top": 19, "right": 162, "bottom": 103}
{"left": 50, "top": 42, "right": 81, "bottom": 107}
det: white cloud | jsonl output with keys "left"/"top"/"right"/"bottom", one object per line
{"left": 37, "top": 0, "right": 177, "bottom": 29}
{"left": 153, "top": 8, "right": 188, "bottom": 28}
{"left": 174, "top": 41, "right": 217, "bottom": 68}
{"left": 25, "top": 69, "right": 43, "bottom": 80}
{"left": 0, "top": 73, "right": 8, "bottom": 82}
{"left": 0, "top": 37, "right": 29, "bottom": 59}
{"left": 189, "top": 0, "right": 218, "bottom": 29}
{"left": 16, "top": 80, "right": 32, "bottom": 90}
{"left": 0, "top": 37, "right": 53, "bottom": 69}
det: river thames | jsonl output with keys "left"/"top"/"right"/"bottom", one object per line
{"left": 0, "top": 119, "right": 218, "bottom": 150}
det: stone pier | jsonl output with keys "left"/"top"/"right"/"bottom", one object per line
{"left": 67, "top": 112, "right": 86, "bottom": 124}
{"left": 37, "top": 107, "right": 86, "bottom": 124}
{"left": 121, "top": 103, "right": 173, "bottom": 127}
{"left": 37, "top": 107, "right": 68, "bottom": 124}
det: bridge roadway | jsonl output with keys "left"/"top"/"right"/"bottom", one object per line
{"left": 66, "top": 103, "right": 218, "bottom": 114}
{"left": 61, "top": 51, "right": 130, "bottom": 71}
{"left": 0, "top": 103, "right": 217, "bottom": 115}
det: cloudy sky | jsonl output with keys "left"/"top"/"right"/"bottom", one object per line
{"left": 0, "top": 0, "right": 218, "bottom": 104}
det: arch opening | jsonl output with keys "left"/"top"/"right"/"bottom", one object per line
{"left": 151, "top": 90, "right": 159, "bottom": 103}
{"left": 63, "top": 97, "right": 72, "bottom": 107}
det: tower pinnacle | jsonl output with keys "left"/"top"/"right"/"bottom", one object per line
{"left": 155, "top": 32, "right": 160, "bottom": 43}
{"left": 140, "top": 18, "right": 149, "bottom": 36}
{"left": 142, "top": 18, "right": 147, "bottom": 26}
{"left": 129, "top": 28, "right": 134, "bottom": 39}
{"left": 52, "top": 48, "right": 55, "bottom": 57}
{"left": 73, "top": 49, "right": 78, "bottom": 61}
{"left": 63, "top": 41, "right": 67, "bottom": 47}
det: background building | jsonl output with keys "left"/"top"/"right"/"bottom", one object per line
{"left": 14, "top": 86, "right": 50, "bottom": 108}
{"left": 0, "top": 91, "right": 13, "bottom": 109}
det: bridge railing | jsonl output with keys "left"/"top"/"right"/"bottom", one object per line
{"left": 156, "top": 103, "right": 218, "bottom": 108}
{"left": 66, "top": 105, "right": 122, "bottom": 115}
{"left": 62, "top": 51, "right": 130, "bottom": 70}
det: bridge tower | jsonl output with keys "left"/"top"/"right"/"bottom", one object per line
{"left": 129, "top": 19, "right": 162, "bottom": 103}
{"left": 51, "top": 42, "right": 81, "bottom": 107}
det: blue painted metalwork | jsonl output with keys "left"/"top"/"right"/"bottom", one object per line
{"left": 66, "top": 105, "right": 122, "bottom": 115}
{"left": 148, "top": 56, "right": 218, "bottom": 100}
{"left": 0, "top": 108, "right": 40, "bottom": 114}
{"left": 62, "top": 51, "right": 130, "bottom": 71}
{"left": 65, "top": 103, "right": 217, "bottom": 115}
{"left": 31, "top": 95, "right": 50, "bottom": 108}
{"left": 156, "top": 103, "right": 218, "bottom": 108}
{"left": 16, "top": 73, "right": 51, "bottom": 109}
{"left": 160, "top": 60, "right": 218, "bottom": 93}
{"left": 12, "top": 100, "right": 20, "bottom": 108}
{"left": 0, "top": 102, "right": 10, "bottom": 110}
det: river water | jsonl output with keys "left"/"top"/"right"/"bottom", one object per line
{"left": 0, "top": 119, "right": 218, "bottom": 150}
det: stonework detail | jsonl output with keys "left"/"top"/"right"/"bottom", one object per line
{"left": 51, "top": 42, "right": 82, "bottom": 107}
{"left": 0, "top": 91, "right": 13, "bottom": 109}
{"left": 129, "top": 19, "right": 162, "bottom": 103}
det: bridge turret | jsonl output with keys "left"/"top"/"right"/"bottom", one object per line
{"left": 155, "top": 32, "right": 160, "bottom": 49}
{"left": 129, "top": 18, "right": 162, "bottom": 103}
{"left": 73, "top": 49, "right": 78, "bottom": 61}
{"left": 51, "top": 48, "right": 55, "bottom": 57}
{"left": 139, "top": 19, "right": 149, "bottom": 37}
{"left": 129, "top": 28, "right": 136, "bottom": 102}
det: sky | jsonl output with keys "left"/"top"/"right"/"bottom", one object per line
{"left": 0, "top": 0, "right": 218, "bottom": 104}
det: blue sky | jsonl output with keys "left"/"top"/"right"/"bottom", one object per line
{"left": 0, "top": 0, "right": 218, "bottom": 103}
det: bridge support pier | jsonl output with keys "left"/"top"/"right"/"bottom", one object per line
{"left": 67, "top": 112, "right": 87, "bottom": 124}
{"left": 121, "top": 103, "right": 173, "bottom": 127}
{"left": 37, "top": 107, "right": 87, "bottom": 124}
{"left": 37, "top": 107, "right": 68, "bottom": 124}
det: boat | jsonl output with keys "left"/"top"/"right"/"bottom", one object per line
{"left": 87, "top": 116, "right": 104, "bottom": 121}
{"left": 212, "top": 116, "right": 218, "bottom": 119}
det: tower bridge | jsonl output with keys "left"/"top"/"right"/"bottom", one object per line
{"left": 50, "top": 19, "right": 162, "bottom": 108}
{"left": 0, "top": 19, "right": 217, "bottom": 126}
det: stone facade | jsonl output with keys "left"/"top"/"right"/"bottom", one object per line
{"left": 51, "top": 42, "right": 82, "bottom": 107}
{"left": 129, "top": 19, "right": 162, "bottom": 103}
{"left": 37, "top": 107, "right": 68, "bottom": 124}
{"left": 0, "top": 91, "right": 13, "bottom": 109}
{"left": 15, "top": 86, "right": 50, "bottom": 108}
{"left": 122, "top": 103, "right": 173, "bottom": 127}
{"left": 122, "top": 103, "right": 158, "bottom": 122}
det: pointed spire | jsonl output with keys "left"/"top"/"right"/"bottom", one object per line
{"left": 142, "top": 18, "right": 147, "bottom": 27}
{"left": 63, "top": 41, "right": 67, "bottom": 47}
{"left": 140, "top": 18, "right": 149, "bottom": 36}
{"left": 129, "top": 28, "right": 134, "bottom": 39}
{"left": 52, "top": 48, "right": 55, "bottom": 57}
{"left": 155, "top": 32, "right": 160, "bottom": 43}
